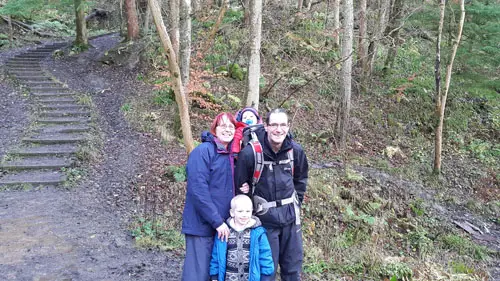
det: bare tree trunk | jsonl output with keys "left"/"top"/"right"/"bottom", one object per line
{"left": 8, "top": 15, "right": 13, "bottom": 47}
{"left": 74, "top": 0, "right": 88, "bottom": 46}
{"left": 125, "top": 0, "right": 140, "bottom": 40}
{"left": 170, "top": 0, "right": 180, "bottom": 56}
{"left": 180, "top": 0, "right": 192, "bottom": 86}
{"left": 335, "top": 0, "right": 353, "bottom": 149}
{"left": 202, "top": 0, "right": 228, "bottom": 54}
{"left": 332, "top": 0, "right": 340, "bottom": 47}
{"left": 297, "top": 0, "right": 303, "bottom": 11}
{"left": 192, "top": 0, "right": 201, "bottom": 17}
{"left": 149, "top": 0, "right": 195, "bottom": 154}
{"left": 357, "top": 0, "right": 367, "bottom": 88}
{"left": 246, "top": 0, "right": 263, "bottom": 110}
{"left": 244, "top": 0, "right": 250, "bottom": 25}
{"left": 382, "top": 0, "right": 404, "bottom": 76}
{"left": 434, "top": 0, "right": 465, "bottom": 173}
{"left": 143, "top": 1, "right": 151, "bottom": 35}
{"left": 119, "top": 0, "right": 126, "bottom": 36}
{"left": 365, "top": 0, "right": 390, "bottom": 77}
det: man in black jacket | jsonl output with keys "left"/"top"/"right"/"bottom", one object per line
{"left": 235, "top": 108, "right": 309, "bottom": 281}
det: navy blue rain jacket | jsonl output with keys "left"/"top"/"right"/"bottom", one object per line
{"left": 181, "top": 131, "right": 234, "bottom": 237}
{"left": 234, "top": 128, "right": 309, "bottom": 228}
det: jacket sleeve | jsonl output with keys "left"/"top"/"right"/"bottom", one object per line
{"left": 187, "top": 144, "right": 224, "bottom": 229}
{"left": 293, "top": 143, "right": 309, "bottom": 204}
{"left": 234, "top": 145, "right": 255, "bottom": 195}
{"left": 258, "top": 232, "right": 275, "bottom": 276}
{"left": 209, "top": 236, "right": 220, "bottom": 278}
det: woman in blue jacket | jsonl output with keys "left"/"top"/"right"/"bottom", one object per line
{"left": 181, "top": 112, "right": 237, "bottom": 281}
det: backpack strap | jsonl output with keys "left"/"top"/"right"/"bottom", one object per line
{"left": 249, "top": 131, "right": 264, "bottom": 193}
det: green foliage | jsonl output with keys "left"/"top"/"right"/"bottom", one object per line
{"left": 409, "top": 198, "right": 426, "bottom": 217}
{"left": 439, "top": 234, "right": 490, "bottom": 261}
{"left": 0, "top": 33, "right": 8, "bottom": 40}
{"left": 408, "top": 227, "right": 433, "bottom": 259}
{"left": 0, "top": 0, "right": 47, "bottom": 18}
{"left": 120, "top": 103, "right": 131, "bottom": 112}
{"left": 378, "top": 262, "right": 413, "bottom": 280}
{"left": 164, "top": 165, "right": 187, "bottom": 182}
{"left": 229, "top": 63, "right": 244, "bottom": 80}
{"left": 450, "top": 260, "right": 475, "bottom": 274}
{"left": 464, "top": 139, "right": 499, "bottom": 164}
{"left": 223, "top": 9, "right": 244, "bottom": 24}
{"left": 131, "top": 218, "right": 184, "bottom": 251}
{"left": 153, "top": 87, "right": 175, "bottom": 106}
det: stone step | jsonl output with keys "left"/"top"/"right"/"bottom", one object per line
{"left": 30, "top": 87, "right": 69, "bottom": 93}
{"left": 7, "top": 61, "right": 40, "bottom": 65}
{"left": 23, "top": 133, "right": 87, "bottom": 144}
{"left": 33, "top": 93, "right": 76, "bottom": 98}
{"left": 24, "top": 51, "right": 52, "bottom": 55}
{"left": 15, "top": 76, "right": 52, "bottom": 81}
{"left": 9, "top": 70, "right": 45, "bottom": 75}
{"left": 11, "top": 144, "right": 78, "bottom": 156}
{"left": 34, "top": 124, "right": 91, "bottom": 134}
{"left": 39, "top": 110, "right": 91, "bottom": 117}
{"left": 37, "top": 97, "right": 78, "bottom": 104}
{"left": 0, "top": 171, "right": 66, "bottom": 185}
{"left": 9, "top": 57, "right": 41, "bottom": 61}
{"left": 0, "top": 157, "right": 72, "bottom": 170}
{"left": 41, "top": 104, "right": 88, "bottom": 110}
{"left": 25, "top": 82, "right": 61, "bottom": 87}
{"left": 8, "top": 65, "right": 42, "bottom": 69}
{"left": 36, "top": 117, "right": 91, "bottom": 124}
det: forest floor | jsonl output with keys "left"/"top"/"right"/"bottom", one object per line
{"left": 0, "top": 34, "right": 498, "bottom": 281}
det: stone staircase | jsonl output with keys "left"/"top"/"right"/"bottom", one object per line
{"left": 0, "top": 42, "right": 92, "bottom": 188}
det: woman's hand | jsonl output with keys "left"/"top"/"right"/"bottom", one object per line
{"left": 216, "top": 222, "right": 230, "bottom": 242}
{"left": 239, "top": 182, "right": 250, "bottom": 194}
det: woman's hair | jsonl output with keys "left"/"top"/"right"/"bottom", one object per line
{"left": 210, "top": 112, "right": 237, "bottom": 135}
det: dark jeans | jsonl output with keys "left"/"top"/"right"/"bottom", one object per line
{"left": 181, "top": 234, "right": 214, "bottom": 281}
{"left": 266, "top": 223, "right": 303, "bottom": 281}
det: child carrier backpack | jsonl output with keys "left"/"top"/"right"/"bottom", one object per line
{"left": 240, "top": 125, "right": 294, "bottom": 191}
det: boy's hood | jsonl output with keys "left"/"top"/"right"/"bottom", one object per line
{"left": 226, "top": 216, "right": 262, "bottom": 230}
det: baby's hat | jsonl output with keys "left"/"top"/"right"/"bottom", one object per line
{"left": 235, "top": 107, "right": 260, "bottom": 122}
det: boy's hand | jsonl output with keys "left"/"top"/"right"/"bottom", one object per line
{"left": 216, "top": 222, "right": 230, "bottom": 242}
{"left": 239, "top": 182, "right": 250, "bottom": 194}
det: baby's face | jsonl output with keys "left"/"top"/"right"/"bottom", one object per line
{"left": 242, "top": 111, "right": 258, "bottom": 125}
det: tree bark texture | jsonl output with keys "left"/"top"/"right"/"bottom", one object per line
{"left": 332, "top": 0, "right": 340, "bottom": 47}
{"left": 357, "top": 0, "right": 367, "bottom": 78}
{"left": 74, "top": 0, "right": 88, "bottom": 46}
{"left": 143, "top": 1, "right": 151, "bottom": 35}
{"left": 8, "top": 15, "right": 13, "bottom": 47}
{"left": 382, "top": 0, "right": 404, "bottom": 75}
{"left": 335, "top": 0, "right": 353, "bottom": 149}
{"left": 365, "top": 0, "right": 390, "bottom": 78}
{"left": 246, "top": 0, "right": 263, "bottom": 111}
{"left": 434, "top": 0, "right": 465, "bottom": 173}
{"left": 148, "top": 0, "right": 195, "bottom": 154}
{"left": 170, "top": 0, "right": 180, "bottom": 56}
{"left": 297, "top": 0, "right": 303, "bottom": 11}
{"left": 125, "top": 0, "right": 140, "bottom": 40}
{"left": 180, "top": 0, "right": 192, "bottom": 86}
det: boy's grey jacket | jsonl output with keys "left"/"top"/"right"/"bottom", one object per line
{"left": 234, "top": 128, "right": 309, "bottom": 228}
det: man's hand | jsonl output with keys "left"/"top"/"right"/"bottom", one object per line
{"left": 216, "top": 222, "right": 230, "bottom": 242}
{"left": 239, "top": 182, "right": 250, "bottom": 194}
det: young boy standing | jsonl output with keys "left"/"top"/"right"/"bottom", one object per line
{"left": 210, "top": 195, "right": 274, "bottom": 281}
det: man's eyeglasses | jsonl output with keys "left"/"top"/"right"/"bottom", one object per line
{"left": 267, "top": 123, "right": 289, "bottom": 130}
{"left": 217, "top": 124, "right": 235, "bottom": 130}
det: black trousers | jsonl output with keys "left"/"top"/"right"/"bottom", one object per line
{"left": 265, "top": 223, "right": 303, "bottom": 281}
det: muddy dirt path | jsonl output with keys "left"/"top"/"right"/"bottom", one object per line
{"left": 0, "top": 35, "right": 183, "bottom": 280}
